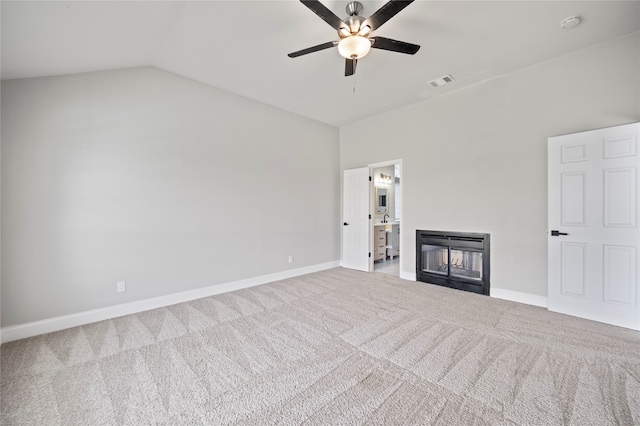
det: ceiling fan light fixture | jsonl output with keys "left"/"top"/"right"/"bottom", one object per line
{"left": 338, "top": 35, "right": 371, "bottom": 59}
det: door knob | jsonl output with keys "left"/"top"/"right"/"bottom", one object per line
{"left": 343, "top": 222, "right": 349, "bottom": 226}
{"left": 550, "top": 230, "right": 568, "bottom": 236}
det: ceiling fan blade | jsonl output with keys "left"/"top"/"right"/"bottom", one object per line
{"left": 288, "top": 41, "right": 337, "bottom": 58}
{"left": 370, "top": 36, "right": 420, "bottom": 54}
{"left": 364, "top": 0, "right": 414, "bottom": 31}
{"left": 300, "top": 0, "right": 347, "bottom": 31}
{"left": 345, "top": 58, "right": 357, "bottom": 76}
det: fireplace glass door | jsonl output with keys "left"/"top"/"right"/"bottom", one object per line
{"left": 421, "top": 245, "right": 449, "bottom": 276}
{"left": 450, "top": 249, "right": 483, "bottom": 281}
{"left": 421, "top": 245, "right": 483, "bottom": 281}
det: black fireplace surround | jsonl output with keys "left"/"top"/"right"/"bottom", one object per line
{"left": 416, "top": 230, "right": 490, "bottom": 295}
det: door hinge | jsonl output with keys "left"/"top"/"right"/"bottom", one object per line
{"left": 369, "top": 214, "right": 371, "bottom": 219}
{"left": 369, "top": 176, "right": 372, "bottom": 182}
{"left": 369, "top": 252, "right": 371, "bottom": 258}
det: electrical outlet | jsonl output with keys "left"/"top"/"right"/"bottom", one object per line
{"left": 288, "top": 255, "right": 293, "bottom": 264}
{"left": 116, "top": 281, "right": 126, "bottom": 293}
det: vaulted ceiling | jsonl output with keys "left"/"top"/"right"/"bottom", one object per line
{"left": 2, "top": 1, "right": 639, "bottom": 126}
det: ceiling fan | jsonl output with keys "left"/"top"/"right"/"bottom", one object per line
{"left": 288, "top": 0, "right": 420, "bottom": 76}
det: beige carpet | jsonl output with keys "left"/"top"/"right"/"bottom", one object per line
{"left": 2, "top": 268, "right": 640, "bottom": 425}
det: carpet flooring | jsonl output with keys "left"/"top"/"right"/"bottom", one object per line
{"left": 2, "top": 268, "right": 640, "bottom": 425}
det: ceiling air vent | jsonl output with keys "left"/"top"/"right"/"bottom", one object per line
{"left": 428, "top": 74, "right": 455, "bottom": 88}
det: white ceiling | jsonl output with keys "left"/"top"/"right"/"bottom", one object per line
{"left": 2, "top": 1, "right": 639, "bottom": 127}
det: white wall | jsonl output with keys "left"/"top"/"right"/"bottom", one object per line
{"left": 340, "top": 33, "right": 640, "bottom": 297}
{"left": 1, "top": 66, "right": 340, "bottom": 327}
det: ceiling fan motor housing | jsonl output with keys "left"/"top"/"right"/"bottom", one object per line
{"left": 343, "top": 16, "right": 366, "bottom": 36}
{"left": 342, "top": 1, "right": 366, "bottom": 36}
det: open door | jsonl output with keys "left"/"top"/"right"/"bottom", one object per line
{"left": 548, "top": 122, "right": 640, "bottom": 330}
{"left": 342, "top": 167, "right": 370, "bottom": 271}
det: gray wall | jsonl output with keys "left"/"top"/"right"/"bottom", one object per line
{"left": 340, "top": 33, "right": 640, "bottom": 297}
{"left": 1, "top": 66, "right": 340, "bottom": 326}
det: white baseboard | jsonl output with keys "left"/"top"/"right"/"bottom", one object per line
{"left": 399, "top": 271, "right": 416, "bottom": 281}
{"left": 402, "top": 273, "right": 547, "bottom": 308}
{"left": 0, "top": 261, "right": 341, "bottom": 344}
{"left": 491, "top": 288, "right": 548, "bottom": 308}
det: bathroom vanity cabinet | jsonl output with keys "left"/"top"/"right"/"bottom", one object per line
{"left": 387, "top": 224, "right": 400, "bottom": 259}
{"left": 374, "top": 223, "right": 400, "bottom": 261}
{"left": 374, "top": 225, "right": 386, "bottom": 261}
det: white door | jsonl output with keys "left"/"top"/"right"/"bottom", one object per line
{"left": 342, "top": 167, "right": 370, "bottom": 271}
{"left": 548, "top": 122, "right": 640, "bottom": 330}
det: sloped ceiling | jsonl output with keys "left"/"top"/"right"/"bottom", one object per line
{"left": 2, "top": 1, "right": 639, "bottom": 126}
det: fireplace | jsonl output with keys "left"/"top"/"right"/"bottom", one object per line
{"left": 416, "top": 230, "right": 490, "bottom": 295}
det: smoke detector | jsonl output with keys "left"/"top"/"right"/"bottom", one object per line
{"left": 560, "top": 16, "right": 581, "bottom": 30}
{"left": 428, "top": 74, "right": 455, "bottom": 88}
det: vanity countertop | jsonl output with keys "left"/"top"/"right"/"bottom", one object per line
{"left": 375, "top": 222, "right": 400, "bottom": 230}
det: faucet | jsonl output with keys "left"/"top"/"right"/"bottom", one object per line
{"left": 383, "top": 214, "right": 389, "bottom": 223}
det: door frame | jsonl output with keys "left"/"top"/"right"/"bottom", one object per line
{"left": 368, "top": 159, "right": 403, "bottom": 273}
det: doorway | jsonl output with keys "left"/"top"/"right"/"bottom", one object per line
{"left": 370, "top": 160, "right": 402, "bottom": 276}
